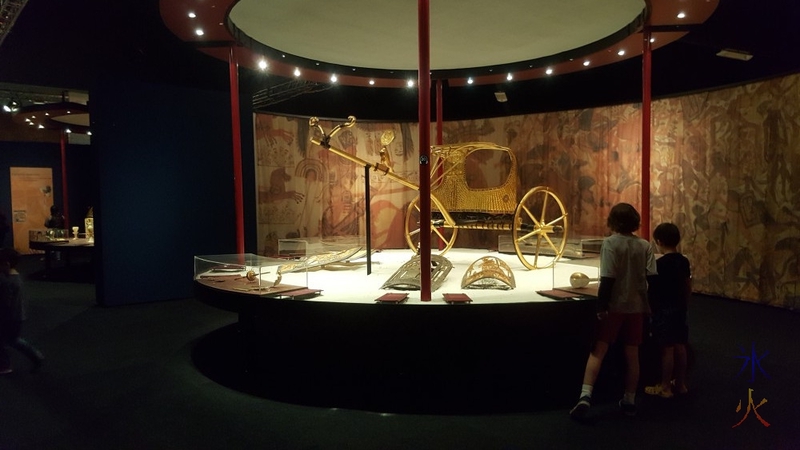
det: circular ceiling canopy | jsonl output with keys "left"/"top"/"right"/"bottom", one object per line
{"left": 160, "top": 0, "right": 719, "bottom": 88}
{"left": 229, "top": 0, "right": 644, "bottom": 71}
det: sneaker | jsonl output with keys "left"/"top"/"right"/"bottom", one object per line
{"left": 619, "top": 400, "right": 637, "bottom": 417}
{"left": 569, "top": 396, "right": 591, "bottom": 421}
{"left": 644, "top": 384, "right": 674, "bottom": 398}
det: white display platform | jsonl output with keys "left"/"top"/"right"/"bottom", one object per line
{"left": 276, "top": 248, "right": 600, "bottom": 304}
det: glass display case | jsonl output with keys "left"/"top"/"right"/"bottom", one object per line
{"left": 194, "top": 253, "right": 311, "bottom": 296}
{"left": 30, "top": 228, "right": 68, "bottom": 242}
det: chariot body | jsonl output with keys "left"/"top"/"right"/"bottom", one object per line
{"left": 310, "top": 116, "right": 569, "bottom": 269}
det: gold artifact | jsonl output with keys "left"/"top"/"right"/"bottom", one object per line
{"left": 381, "top": 254, "right": 453, "bottom": 291}
{"left": 461, "top": 256, "right": 516, "bottom": 290}
{"left": 273, "top": 246, "right": 364, "bottom": 286}
{"left": 569, "top": 272, "right": 599, "bottom": 288}
{"left": 308, "top": 115, "right": 569, "bottom": 270}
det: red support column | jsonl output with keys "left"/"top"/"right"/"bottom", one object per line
{"left": 60, "top": 129, "right": 70, "bottom": 228}
{"left": 641, "top": 28, "right": 652, "bottom": 240}
{"left": 229, "top": 46, "right": 245, "bottom": 254}
{"left": 418, "top": 0, "right": 432, "bottom": 301}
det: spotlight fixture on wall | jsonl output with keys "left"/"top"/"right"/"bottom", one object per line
{"left": 716, "top": 48, "right": 753, "bottom": 61}
{"left": 495, "top": 91, "right": 508, "bottom": 103}
{"left": 3, "top": 100, "right": 19, "bottom": 113}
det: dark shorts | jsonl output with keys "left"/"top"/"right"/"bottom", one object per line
{"left": 650, "top": 308, "right": 688, "bottom": 345}
{"left": 596, "top": 312, "right": 645, "bottom": 346}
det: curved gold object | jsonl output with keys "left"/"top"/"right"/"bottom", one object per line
{"left": 429, "top": 142, "right": 518, "bottom": 214}
{"left": 404, "top": 194, "right": 459, "bottom": 255}
{"left": 512, "top": 186, "right": 569, "bottom": 269}
{"left": 461, "top": 256, "right": 516, "bottom": 290}
{"left": 381, "top": 254, "right": 453, "bottom": 291}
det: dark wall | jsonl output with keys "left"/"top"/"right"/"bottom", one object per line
{"left": 91, "top": 78, "right": 237, "bottom": 306}
{"left": 0, "top": 140, "right": 95, "bottom": 248}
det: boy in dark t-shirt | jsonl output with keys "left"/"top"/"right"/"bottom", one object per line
{"left": 645, "top": 222, "right": 691, "bottom": 398}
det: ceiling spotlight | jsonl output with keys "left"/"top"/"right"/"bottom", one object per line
{"left": 3, "top": 100, "right": 19, "bottom": 113}
{"left": 617, "top": 49, "right": 626, "bottom": 56}
{"left": 545, "top": 68, "right": 553, "bottom": 75}
{"left": 368, "top": 79, "right": 375, "bottom": 85}
{"left": 293, "top": 67, "right": 301, "bottom": 77}
{"left": 583, "top": 60, "right": 590, "bottom": 67}
{"left": 258, "top": 60, "right": 268, "bottom": 70}
{"left": 188, "top": 12, "right": 196, "bottom": 18}
{"left": 717, "top": 48, "right": 753, "bottom": 61}
{"left": 195, "top": 28, "right": 204, "bottom": 36}
{"left": 506, "top": 73, "right": 513, "bottom": 81}
{"left": 65, "top": 128, "right": 72, "bottom": 134}
{"left": 330, "top": 74, "right": 338, "bottom": 83}
{"left": 407, "top": 79, "right": 415, "bottom": 88}
{"left": 677, "top": 12, "right": 686, "bottom": 19}
{"left": 467, "top": 77, "right": 474, "bottom": 85}
{"left": 495, "top": 91, "right": 508, "bottom": 103}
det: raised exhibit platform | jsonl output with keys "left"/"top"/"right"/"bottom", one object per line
{"left": 193, "top": 249, "right": 601, "bottom": 413}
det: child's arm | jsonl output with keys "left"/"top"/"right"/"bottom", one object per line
{"left": 596, "top": 277, "right": 615, "bottom": 315}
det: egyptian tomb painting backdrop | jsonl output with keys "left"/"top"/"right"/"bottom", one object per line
{"left": 255, "top": 72, "right": 800, "bottom": 309}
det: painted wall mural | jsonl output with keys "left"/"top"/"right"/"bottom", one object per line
{"left": 255, "top": 72, "right": 800, "bottom": 309}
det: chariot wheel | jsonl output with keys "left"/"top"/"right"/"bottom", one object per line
{"left": 512, "top": 186, "right": 569, "bottom": 269}
{"left": 404, "top": 195, "right": 458, "bottom": 255}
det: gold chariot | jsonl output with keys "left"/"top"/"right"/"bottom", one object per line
{"left": 309, "top": 116, "right": 569, "bottom": 269}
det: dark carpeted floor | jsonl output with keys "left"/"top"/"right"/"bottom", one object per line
{"left": 0, "top": 254, "right": 798, "bottom": 449}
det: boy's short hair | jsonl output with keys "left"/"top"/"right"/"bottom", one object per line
{"left": 0, "top": 247, "right": 20, "bottom": 268}
{"left": 607, "top": 203, "right": 641, "bottom": 234}
{"left": 653, "top": 222, "right": 681, "bottom": 247}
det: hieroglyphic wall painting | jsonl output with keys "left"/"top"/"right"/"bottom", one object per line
{"left": 255, "top": 72, "right": 800, "bottom": 309}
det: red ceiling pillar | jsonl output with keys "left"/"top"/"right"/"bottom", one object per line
{"left": 418, "top": 0, "right": 432, "bottom": 301}
{"left": 229, "top": 45, "right": 245, "bottom": 254}
{"left": 641, "top": 27, "right": 652, "bottom": 240}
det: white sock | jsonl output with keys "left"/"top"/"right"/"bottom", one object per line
{"left": 580, "top": 384, "right": 593, "bottom": 399}
{"left": 623, "top": 392, "right": 635, "bottom": 404}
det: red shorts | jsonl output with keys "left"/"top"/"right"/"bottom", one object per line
{"left": 596, "top": 312, "right": 644, "bottom": 346}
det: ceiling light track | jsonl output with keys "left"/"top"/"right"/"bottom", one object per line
{"left": 252, "top": 79, "right": 332, "bottom": 108}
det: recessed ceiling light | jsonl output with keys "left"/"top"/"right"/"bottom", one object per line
{"left": 545, "top": 68, "right": 553, "bottom": 75}
{"left": 583, "top": 61, "right": 590, "bottom": 67}
{"left": 38, "top": 124, "right": 44, "bottom": 129}
{"left": 650, "top": 37, "right": 656, "bottom": 43}
{"left": 65, "top": 128, "right": 72, "bottom": 133}
{"left": 677, "top": 12, "right": 686, "bottom": 19}
{"left": 188, "top": 12, "right": 196, "bottom": 18}
{"left": 407, "top": 79, "right": 415, "bottom": 88}
{"left": 369, "top": 80, "right": 375, "bottom": 85}
{"left": 330, "top": 74, "right": 338, "bottom": 83}
{"left": 195, "top": 28, "right": 204, "bottom": 36}
{"left": 293, "top": 68, "right": 301, "bottom": 77}
{"left": 258, "top": 60, "right": 268, "bottom": 70}
{"left": 617, "top": 49, "right": 626, "bottom": 56}
{"left": 506, "top": 73, "right": 513, "bottom": 81}
{"left": 467, "top": 77, "right": 474, "bottom": 85}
